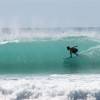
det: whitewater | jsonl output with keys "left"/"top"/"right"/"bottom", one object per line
{"left": 0, "top": 27, "right": 100, "bottom": 100}
{"left": 0, "top": 74, "right": 100, "bottom": 100}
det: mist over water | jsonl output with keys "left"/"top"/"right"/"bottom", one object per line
{"left": 0, "top": 27, "right": 100, "bottom": 42}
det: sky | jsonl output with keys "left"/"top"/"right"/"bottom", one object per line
{"left": 0, "top": 0, "right": 100, "bottom": 27}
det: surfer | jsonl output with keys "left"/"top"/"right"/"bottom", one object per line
{"left": 67, "top": 46, "right": 78, "bottom": 58}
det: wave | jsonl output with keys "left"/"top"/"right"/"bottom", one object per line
{"left": 0, "top": 27, "right": 100, "bottom": 43}
{"left": 0, "top": 74, "right": 100, "bottom": 100}
{"left": 0, "top": 36, "right": 99, "bottom": 74}
{"left": 64, "top": 45, "right": 100, "bottom": 73}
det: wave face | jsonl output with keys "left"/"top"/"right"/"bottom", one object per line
{"left": 0, "top": 74, "right": 100, "bottom": 100}
{"left": 0, "top": 28, "right": 100, "bottom": 74}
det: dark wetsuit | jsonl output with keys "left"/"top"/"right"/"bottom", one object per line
{"left": 69, "top": 47, "right": 78, "bottom": 57}
{"left": 70, "top": 47, "right": 78, "bottom": 53}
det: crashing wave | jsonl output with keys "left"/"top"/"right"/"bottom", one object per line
{"left": 0, "top": 74, "right": 99, "bottom": 100}
{"left": 0, "top": 27, "right": 99, "bottom": 43}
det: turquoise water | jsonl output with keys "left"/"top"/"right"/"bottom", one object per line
{"left": 0, "top": 31, "right": 100, "bottom": 100}
{"left": 0, "top": 36, "right": 100, "bottom": 74}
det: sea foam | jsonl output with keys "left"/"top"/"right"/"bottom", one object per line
{"left": 0, "top": 74, "right": 100, "bottom": 100}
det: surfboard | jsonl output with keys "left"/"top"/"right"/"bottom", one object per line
{"left": 64, "top": 54, "right": 82, "bottom": 60}
{"left": 63, "top": 56, "right": 70, "bottom": 59}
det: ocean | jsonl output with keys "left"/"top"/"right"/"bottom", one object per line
{"left": 0, "top": 27, "right": 100, "bottom": 100}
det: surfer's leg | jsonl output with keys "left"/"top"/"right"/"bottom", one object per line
{"left": 70, "top": 52, "right": 72, "bottom": 58}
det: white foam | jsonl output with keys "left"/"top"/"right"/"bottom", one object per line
{"left": 0, "top": 74, "right": 100, "bottom": 100}
{"left": 0, "top": 28, "right": 99, "bottom": 44}
{"left": 80, "top": 45, "right": 100, "bottom": 56}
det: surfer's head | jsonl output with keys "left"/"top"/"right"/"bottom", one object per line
{"left": 67, "top": 46, "right": 70, "bottom": 50}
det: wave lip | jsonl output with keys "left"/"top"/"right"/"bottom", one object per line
{"left": 0, "top": 27, "right": 99, "bottom": 43}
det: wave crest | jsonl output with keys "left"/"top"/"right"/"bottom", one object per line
{"left": 0, "top": 27, "right": 99, "bottom": 43}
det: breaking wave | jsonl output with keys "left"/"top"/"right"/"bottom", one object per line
{"left": 0, "top": 27, "right": 100, "bottom": 43}
{"left": 0, "top": 74, "right": 99, "bottom": 100}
